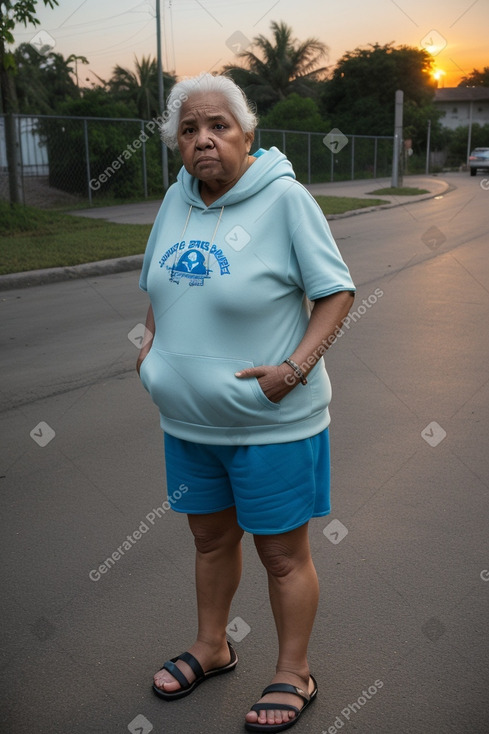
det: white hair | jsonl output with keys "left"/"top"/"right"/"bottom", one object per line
{"left": 160, "top": 72, "right": 258, "bottom": 150}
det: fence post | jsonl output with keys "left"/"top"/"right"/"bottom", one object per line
{"left": 83, "top": 118, "right": 92, "bottom": 206}
{"left": 307, "top": 133, "right": 311, "bottom": 185}
{"left": 391, "top": 90, "right": 404, "bottom": 187}
{"left": 351, "top": 135, "right": 355, "bottom": 180}
{"left": 141, "top": 120, "right": 148, "bottom": 198}
{"left": 4, "top": 113, "right": 23, "bottom": 204}
{"left": 425, "top": 119, "right": 431, "bottom": 175}
{"left": 17, "top": 116, "right": 25, "bottom": 204}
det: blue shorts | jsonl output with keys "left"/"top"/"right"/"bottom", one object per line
{"left": 163, "top": 428, "right": 331, "bottom": 535}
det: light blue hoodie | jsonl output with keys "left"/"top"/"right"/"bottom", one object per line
{"left": 139, "top": 147, "right": 355, "bottom": 445}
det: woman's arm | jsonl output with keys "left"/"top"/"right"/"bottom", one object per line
{"left": 235, "top": 290, "right": 354, "bottom": 403}
{"left": 136, "top": 304, "right": 155, "bottom": 375}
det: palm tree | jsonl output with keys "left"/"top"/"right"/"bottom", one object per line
{"left": 110, "top": 55, "right": 175, "bottom": 120}
{"left": 223, "top": 21, "right": 329, "bottom": 112}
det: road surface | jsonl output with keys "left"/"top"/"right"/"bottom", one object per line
{"left": 1, "top": 172, "right": 488, "bottom": 733}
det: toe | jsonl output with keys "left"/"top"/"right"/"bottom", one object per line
{"left": 245, "top": 710, "right": 259, "bottom": 723}
{"left": 267, "top": 709, "right": 295, "bottom": 725}
{"left": 153, "top": 670, "right": 180, "bottom": 692}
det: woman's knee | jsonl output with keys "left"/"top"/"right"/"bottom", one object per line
{"left": 254, "top": 529, "right": 311, "bottom": 578}
{"left": 188, "top": 508, "right": 243, "bottom": 554}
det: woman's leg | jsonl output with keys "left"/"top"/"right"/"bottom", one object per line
{"left": 154, "top": 506, "right": 244, "bottom": 693}
{"left": 245, "top": 522, "right": 319, "bottom": 726}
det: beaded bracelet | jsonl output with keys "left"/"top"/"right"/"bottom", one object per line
{"left": 283, "top": 357, "right": 308, "bottom": 385}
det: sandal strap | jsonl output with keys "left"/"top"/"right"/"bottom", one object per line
{"left": 261, "top": 683, "right": 310, "bottom": 704}
{"left": 250, "top": 703, "right": 300, "bottom": 715}
{"left": 177, "top": 651, "right": 205, "bottom": 679}
{"left": 162, "top": 660, "right": 191, "bottom": 690}
{"left": 162, "top": 650, "right": 204, "bottom": 690}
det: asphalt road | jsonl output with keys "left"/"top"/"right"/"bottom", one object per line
{"left": 1, "top": 172, "right": 488, "bottom": 733}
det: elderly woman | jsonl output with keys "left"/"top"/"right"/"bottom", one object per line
{"left": 137, "top": 72, "right": 355, "bottom": 732}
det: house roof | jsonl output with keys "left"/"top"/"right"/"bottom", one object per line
{"left": 434, "top": 87, "right": 489, "bottom": 102}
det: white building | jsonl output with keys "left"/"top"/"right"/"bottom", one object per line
{"left": 434, "top": 87, "right": 489, "bottom": 130}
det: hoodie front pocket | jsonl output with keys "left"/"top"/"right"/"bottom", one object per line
{"left": 140, "top": 349, "right": 280, "bottom": 428}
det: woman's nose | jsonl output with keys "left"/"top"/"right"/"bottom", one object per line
{"left": 195, "top": 129, "right": 214, "bottom": 149}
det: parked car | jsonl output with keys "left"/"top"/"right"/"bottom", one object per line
{"left": 469, "top": 147, "right": 489, "bottom": 176}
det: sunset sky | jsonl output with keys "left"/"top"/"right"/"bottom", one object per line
{"left": 13, "top": 0, "right": 488, "bottom": 89}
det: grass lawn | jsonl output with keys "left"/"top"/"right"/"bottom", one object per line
{"left": 1, "top": 195, "right": 388, "bottom": 275}
{"left": 0, "top": 202, "right": 152, "bottom": 275}
{"left": 366, "top": 186, "right": 429, "bottom": 195}
{"left": 315, "top": 195, "right": 388, "bottom": 215}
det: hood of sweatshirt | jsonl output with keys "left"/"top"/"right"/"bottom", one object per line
{"left": 176, "top": 146, "right": 295, "bottom": 209}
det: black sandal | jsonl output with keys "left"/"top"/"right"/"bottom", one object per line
{"left": 152, "top": 640, "right": 238, "bottom": 701}
{"left": 244, "top": 675, "right": 318, "bottom": 732}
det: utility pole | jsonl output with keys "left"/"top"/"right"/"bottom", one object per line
{"left": 391, "top": 89, "right": 404, "bottom": 188}
{"left": 156, "top": 0, "right": 169, "bottom": 191}
{"left": 425, "top": 119, "right": 431, "bottom": 175}
{"left": 466, "top": 99, "right": 473, "bottom": 166}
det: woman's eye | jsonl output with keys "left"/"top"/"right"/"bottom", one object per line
{"left": 214, "top": 123, "right": 225, "bottom": 130}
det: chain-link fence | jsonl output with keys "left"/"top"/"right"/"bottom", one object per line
{"left": 0, "top": 114, "right": 394, "bottom": 208}
{"left": 255, "top": 129, "right": 394, "bottom": 184}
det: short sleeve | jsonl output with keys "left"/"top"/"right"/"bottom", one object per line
{"left": 287, "top": 183, "right": 355, "bottom": 300}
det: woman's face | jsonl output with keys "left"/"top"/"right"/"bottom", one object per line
{"left": 177, "top": 92, "right": 254, "bottom": 192}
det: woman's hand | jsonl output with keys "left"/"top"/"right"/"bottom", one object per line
{"left": 235, "top": 362, "right": 299, "bottom": 403}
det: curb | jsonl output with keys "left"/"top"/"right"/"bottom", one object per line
{"left": 0, "top": 181, "right": 453, "bottom": 291}
{"left": 0, "top": 254, "right": 144, "bottom": 292}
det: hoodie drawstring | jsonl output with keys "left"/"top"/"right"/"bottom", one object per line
{"left": 170, "top": 205, "right": 224, "bottom": 282}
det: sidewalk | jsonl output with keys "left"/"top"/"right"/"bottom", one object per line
{"left": 0, "top": 175, "right": 452, "bottom": 291}
{"left": 68, "top": 175, "right": 451, "bottom": 225}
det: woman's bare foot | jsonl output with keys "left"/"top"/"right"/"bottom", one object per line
{"left": 245, "top": 671, "right": 315, "bottom": 727}
{"left": 153, "top": 639, "right": 232, "bottom": 693}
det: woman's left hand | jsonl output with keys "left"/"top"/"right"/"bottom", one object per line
{"left": 235, "top": 362, "right": 299, "bottom": 403}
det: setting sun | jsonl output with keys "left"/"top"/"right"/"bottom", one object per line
{"left": 432, "top": 68, "right": 447, "bottom": 86}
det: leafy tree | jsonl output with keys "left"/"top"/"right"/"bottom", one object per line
{"left": 40, "top": 88, "right": 179, "bottom": 200}
{"left": 0, "top": 0, "right": 59, "bottom": 202}
{"left": 223, "top": 20, "right": 328, "bottom": 114}
{"left": 445, "top": 123, "right": 489, "bottom": 166}
{"left": 256, "top": 94, "right": 329, "bottom": 182}
{"left": 321, "top": 43, "right": 437, "bottom": 137}
{"left": 13, "top": 42, "right": 87, "bottom": 114}
{"left": 258, "top": 93, "right": 327, "bottom": 132}
{"left": 109, "top": 55, "right": 175, "bottom": 120}
{"left": 458, "top": 67, "right": 489, "bottom": 87}
{"left": 403, "top": 100, "right": 445, "bottom": 151}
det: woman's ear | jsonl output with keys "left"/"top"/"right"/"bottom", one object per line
{"left": 245, "top": 131, "right": 255, "bottom": 154}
